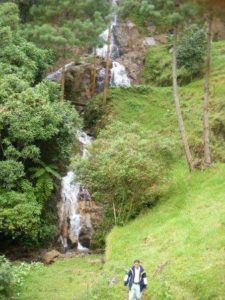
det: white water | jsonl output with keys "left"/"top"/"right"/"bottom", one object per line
{"left": 110, "top": 61, "right": 131, "bottom": 86}
{"left": 96, "top": 0, "right": 131, "bottom": 87}
{"left": 59, "top": 131, "right": 92, "bottom": 251}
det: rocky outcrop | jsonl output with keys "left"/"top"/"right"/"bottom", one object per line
{"left": 47, "top": 57, "right": 107, "bottom": 110}
{"left": 77, "top": 197, "right": 103, "bottom": 248}
{"left": 113, "top": 21, "right": 159, "bottom": 83}
{"left": 113, "top": 22, "right": 145, "bottom": 83}
{"left": 58, "top": 194, "right": 103, "bottom": 250}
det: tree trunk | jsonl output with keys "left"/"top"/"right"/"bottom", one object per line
{"left": 203, "top": 16, "right": 212, "bottom": 166}
{"left": 172, "top": 27, "right": 194, "bottom": 171}
{"left": 60, "top": 49, "right": 66, "bottom": 102}
{"left": 91, "top": 48, "right": 97, "bottom": 96}
{"left": 113, "top": 201, "right": 117, "bottom": 225}
{"left": 102, "top": 26, "right": 112, "bottom": 107}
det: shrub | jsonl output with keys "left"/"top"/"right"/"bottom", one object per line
{"left": 72, "top": 122, "right": 177, "bottom": 246}
{"left": 0, "top": 256, "right": 43, "bottom": 299}
{"left": 0, "top": 256, "right": 14, "bottom": 299}
{"left": 177, "top": 24, "right": 207, "bottom": 77}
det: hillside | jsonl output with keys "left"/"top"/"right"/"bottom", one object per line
{"left": 17, "top": 40, "right": 225, "bottom": 299}
{"left": 81, "top": 40, "right": 225, "bottom": 299}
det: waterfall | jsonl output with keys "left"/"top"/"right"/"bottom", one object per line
{"left": 96, "top": 0, "right": 131, "bottom": 88}
{"left": 59, "top": 131, "right": 92, "bottom": 251}
{"left": 110, "top": 62, "right": 131, "bottom": 86}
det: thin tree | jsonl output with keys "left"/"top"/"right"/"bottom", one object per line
{"left": 91, "top": 48, "right": 97, "bottom": 96}
{"left": 203, "top": 14, "right": 212, "bottom": 165}
{"left": 172, "top": 25, "right": 194, "bottom": 171}
{"left": 138, "top": 0, "right": 195, "bottom": 171}
{"left": 196, "top": 0, "right": 225, "bottom": 166}
{"left": 102, "top": 25, "right": 112, "bottom": 107}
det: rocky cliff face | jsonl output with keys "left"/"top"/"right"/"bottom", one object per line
{"left": 58, "top": 194, "right": 103, "bottom": 250}
{"left": 47, "top": 21, "right": 156, "bottom": 109}
{"left": 113, "top": 21, "right": 146, "bottom": 83}
{"left": 76, "top": 198, "right": 103, "bottom": 248}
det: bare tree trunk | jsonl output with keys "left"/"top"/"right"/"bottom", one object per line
{"left": 172, "top": 27, "right": 194, "bottom": 171}
{"left": 102, "top": 26, "right": 112, "bottom": 107}
{"left": 91, "top": 48, "right": 97, "bottom": 96}
{"left": 60, "top": 49, "right": 66, "bottom": 102}
{"left": 203, "top": 16, "right": 212, "bottom": 166}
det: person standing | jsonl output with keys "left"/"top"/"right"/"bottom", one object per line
{"left": 124, "top": 259, "right": 147, "bottom": 300}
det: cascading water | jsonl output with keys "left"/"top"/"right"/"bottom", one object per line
{"left": 58, "top": 0, "right": 131, "bottom": 252}
{"left": 110, "top": 62, "right": 131, "bottom": 86}
{"left": 96, "top": 0, "right": 131, "bottom": 88}
{"left": 59, "top": 131, "right": 92, "bottom": 251}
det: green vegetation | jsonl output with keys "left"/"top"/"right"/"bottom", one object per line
{"left": 142, "top": 25, "right": 207, "bottom": 86}
{"left": 17, "top": 255, "right": 104, "bottom": 300}
{"left": 0, "top": 3, "right": 80, "bottom": 246}
{"left": 73, "top": 120, "right": 177, "bottom": 246}
{"left": 89, "top": 162, "right": 225, "bottom": 299}
{"left": 16, "top": 163, "right": 225, "bottom": 299}
{"left": 0, "top": 255, "right": 42, "bottom": 300}
{"left": 2, "top": 0, "right": 225, "bottom": 299}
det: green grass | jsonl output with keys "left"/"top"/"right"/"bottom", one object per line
{"left": 88, "top": 163, "right": 225, "bottom": 299}
{"left": 17, "top": 255, "right": 104, "bottom": 300}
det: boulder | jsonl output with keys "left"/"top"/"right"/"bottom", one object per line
{"left": 41, "top": 250, "right": 61, "bottom": 264}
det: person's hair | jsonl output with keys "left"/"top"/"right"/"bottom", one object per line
{"left": 133, "top": 259, "right": 140, "bottom": 263}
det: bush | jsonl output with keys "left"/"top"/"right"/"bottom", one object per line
{"left": 0, "top": 255, "right": 43, "bottom": 299}
{"left": 0, "top": 256, "right": 14, "bottom": 299}
{"left": 72, "top": 122, "right": 177, "bottom": 246}
{"left": 177, "top": 24, "right": 207, "bottom": 77}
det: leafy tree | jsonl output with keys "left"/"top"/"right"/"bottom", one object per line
{"left": 73, "top": 122, "right": 177, "bottom": 243}
{"left": 177, "top": 24, "right": 207, "bottom": 77}
{"left": 0, "top": 2, "right": 19, "bottom": 29}
{"left": 0, "top": 3, "right": 81, "bottom": 245}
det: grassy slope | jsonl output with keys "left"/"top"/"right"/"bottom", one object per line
{"left": 86, "top": 41, "right": 225, "bottom": 299}
{"left": 18, "top": 41, "right": 225, "bottom": 299}
{"left": 101, "top": 163, "right": 225, "bottom": 299}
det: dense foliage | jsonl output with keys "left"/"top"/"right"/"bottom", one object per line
{"left": 73, "top": 121, "right": 177, "bottom": 246}
{"left": 21, "top": 0, "right": 109, "bottom": 55}
{"left": 177, "top": 24, "right": 207, "bottom": 77}
{"left": 0, "top": 3, "right": 80, "bottom": 246}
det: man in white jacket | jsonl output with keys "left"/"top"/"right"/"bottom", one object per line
{"left": 124, "top": 259, "right": 147, "bottom": 300}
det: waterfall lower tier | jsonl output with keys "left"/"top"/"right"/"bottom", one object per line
{"left": 58, "top": 131, "right": 94, "bottom": 252}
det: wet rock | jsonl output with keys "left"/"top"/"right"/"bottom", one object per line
{"left": 41, "top": 250, "right": 61, "bottom": 264}
{"left": 47, "top": 58, "right": 106, "bottom": 110}
{"left": 78, "top": 226, "right": 92, "bottom": 248}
